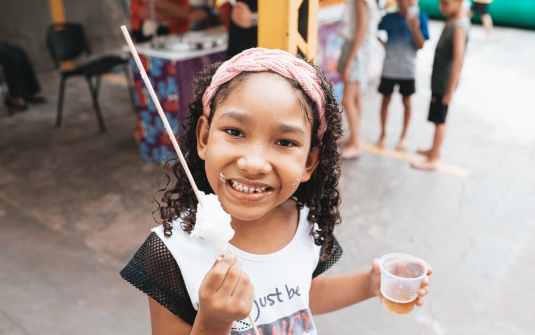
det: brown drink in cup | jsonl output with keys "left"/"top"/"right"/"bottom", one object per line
{"left": 379, "top": 253, "right": 427, "bottom": 315}
{"left": 380, "top": 294, "right": 416, "bottom": 315}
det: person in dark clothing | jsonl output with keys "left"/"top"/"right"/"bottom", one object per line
{"left": 227, "top": 0, "right": 258, "bottom": 59}
{"left": 130, "top": 0, "right": 208, "bottom": 43}
{"left": 0, "top": 42, "right": 45, "bottom": 111}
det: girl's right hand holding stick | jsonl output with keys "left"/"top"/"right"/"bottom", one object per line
{"left": 193, "top": 251, "right": 255, "bottom": 334}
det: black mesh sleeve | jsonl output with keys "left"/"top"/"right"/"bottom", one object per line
{"left": 312, "top": 238, "right": 343, "bottom": 278}
{"left": 120, "top": 232, "right": 197, "bottom": 325}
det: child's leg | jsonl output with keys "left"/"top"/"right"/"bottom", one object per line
{"left": 429, "top": 123, "right": 446, "bottom": 161}
{"left": 376, "top": 78, "right": 396, "bottom": 149}
{"left": 481, "top": 14, "right": 493, "bottom": 37}
{"left": 414, "top": 94, "right": 448, "bottom": 168}
{"left": 416, "top": 148, "right": 433, "bottom": 157}
{"left": 376, "top": 94, "right": 391, "bottom": 148}
{"left": 411, "top": 122, "right": 445, "bottom": 170}
{"left": 341, "top": 82, "right": 363, "bottom": 159}
{"left": 397, "top": 95, "right": 412, "bottom": 151}
{"left": 412, "top": 122, "right": 446, "bottom": 170}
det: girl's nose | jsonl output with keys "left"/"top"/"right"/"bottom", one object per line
{"left": 236, "top": 146, "right": 272, "bottom": 175}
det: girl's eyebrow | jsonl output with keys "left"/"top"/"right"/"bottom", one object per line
{"left": 220, "top": 111, "right": 251, "bottom": 124}
{"left": 275, "top": 123, "right": 305, "bottom": 136}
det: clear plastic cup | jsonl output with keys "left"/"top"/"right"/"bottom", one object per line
{"left": 379, "top": 253, "right": 428, "bottom": 315}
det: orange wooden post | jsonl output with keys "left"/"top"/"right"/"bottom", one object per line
{"left": 48, "top": 0, "right": 73, "bottom": 70}
{"left": 48, "top": 0, "right": 66, "bottom": 23}
{"left": 258, "top": 0, "right": 318, "bottom": 60}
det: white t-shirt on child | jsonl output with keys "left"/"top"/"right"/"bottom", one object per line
{"left": 339, "top": 0, "right": 381, "bottom": 41}
{"left": 152, "top": 206, "right": 322, "bottom": 335}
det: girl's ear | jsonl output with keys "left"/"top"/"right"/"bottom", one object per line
{"left": 300, "top": 146, "right": 321, "bottom": 182}
{"left": 196, "top": 115, "right": 210, "bottom": 161}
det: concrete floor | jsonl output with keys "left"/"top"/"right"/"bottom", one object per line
{"left": 1, "top": 21, "right": 534, "bottom": 335}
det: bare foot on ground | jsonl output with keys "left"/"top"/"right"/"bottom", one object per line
{"left": 396, "top": 138, "right": 408, "bottom": 151}
{"left": 416, "top": 148, "right": 433, "bottom": 157}
{"left": 376, "top": 135, "right": 386, "bottom": 149}
{"left": 410, "top": 160, "right": 438, "bottom": 171}
{"left": 341, "top": 146, "right": 363, "bottom": 159}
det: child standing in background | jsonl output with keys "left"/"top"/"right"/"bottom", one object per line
{"left": 412, "top": 0, "right": 470, "bottom": 170}
{"left": 376, "top": 0, "right": 429, "bottom": 150}
{"left": 337, "top": 0, "right": 380, "bottom": 159}
{"left": 468, "top": 0, "right": 493, "bottom": 38}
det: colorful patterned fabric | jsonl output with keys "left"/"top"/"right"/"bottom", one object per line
{"left": 129, "top": 52, "right": 226, "bottom": 164}
{"left": 317, "top": 21, "right": 344, "bottom": 101}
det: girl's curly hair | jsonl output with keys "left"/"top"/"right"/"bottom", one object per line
{"left": 155, "top": 57, "right": 343, "bottom": 261}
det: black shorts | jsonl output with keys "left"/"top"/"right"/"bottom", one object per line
{"left": 471, "top": 2, "right": 489, "bottom": 15}
{"left": 428, "top": 94, "right": 449, "bottom": 124}
{"left": 378, "top": 77, "right": 416, "bottom": 96}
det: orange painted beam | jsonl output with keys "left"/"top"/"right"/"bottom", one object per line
{"left": 48, "top": 0, "right": 73, "bottom": 70}
{"left": 48, "top": 0, "right": 66, "bottom": 23}
{"left": 258, "top": 0, "right": 318, "bottom": 60}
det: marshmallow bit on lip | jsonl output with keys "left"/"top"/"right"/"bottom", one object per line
{"left": 190, "top": 191, "right": 234, "bottom": 260}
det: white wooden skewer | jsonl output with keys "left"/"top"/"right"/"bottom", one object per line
{"left": 120, "top": 25, "right": 260, "bottom": 335}
{"left": 248, "top": 316, "right": 261, "bottom": 335}
{"left": 120, "top": 25, "right": 203, "bottom": 208}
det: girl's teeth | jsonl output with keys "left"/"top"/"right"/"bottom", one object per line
{"left": 229, "top": 180, "right": 268, "bottom": 193}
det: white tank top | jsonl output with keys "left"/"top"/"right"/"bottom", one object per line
{"left": 152, "top": 206, "right": 322, "bottom": 334}
{"left": 339, "top": 0, "right": 381, "bottom": 41}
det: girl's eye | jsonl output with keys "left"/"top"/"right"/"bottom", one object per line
{"left": 225, "top": 129, "right": 243, "bottom": 137}
{"left": 276, "top": 140, "right": 296, "bottom": 147}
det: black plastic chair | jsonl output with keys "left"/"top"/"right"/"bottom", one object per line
{"left": 46, "top": 23, "right": 129, "bottom": 132}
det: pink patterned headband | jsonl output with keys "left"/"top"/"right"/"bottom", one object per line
{"left": 201, "top": 48, "right": 327, "bottom": 139}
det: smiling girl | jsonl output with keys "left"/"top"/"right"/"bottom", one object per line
{"left": 121, "top": 48, "right": 432, "bottom": 335}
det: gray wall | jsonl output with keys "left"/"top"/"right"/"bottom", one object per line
{"left": 0, "top": 0, "right": 129, "bottom": 73}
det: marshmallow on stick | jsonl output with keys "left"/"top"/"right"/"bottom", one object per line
{"left": 191, "top": 191, "right": 235, "bottom": 260}
{"left": 120, "top": 26, "right": 259, "bottom": 335}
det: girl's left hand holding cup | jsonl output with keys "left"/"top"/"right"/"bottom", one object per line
{"left": 369, "top": 258, "right": 433, "bottom": 306}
